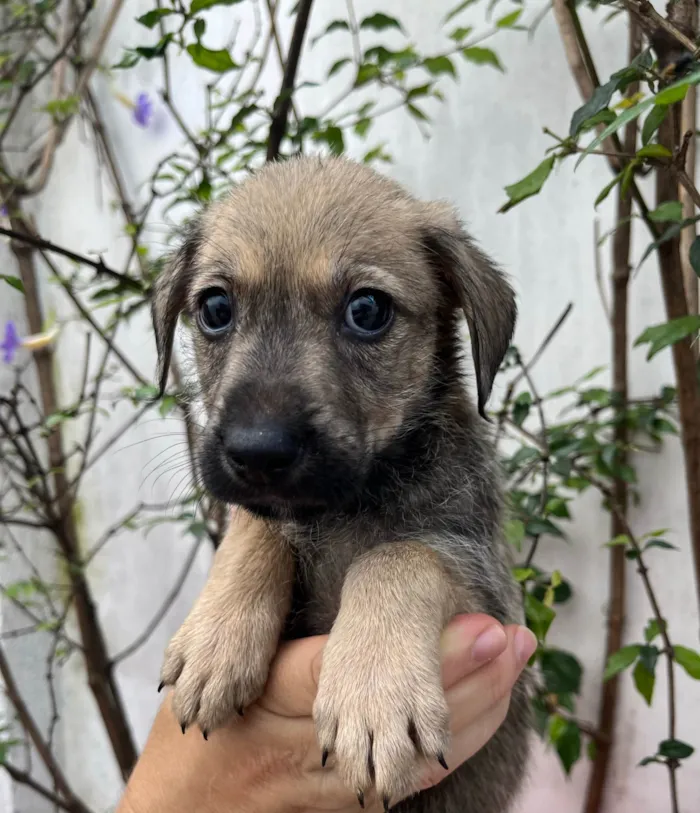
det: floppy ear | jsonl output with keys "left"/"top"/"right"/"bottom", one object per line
{"left": 420, "top": 204, "right": 517, "bottom": 419}
{"left": 151, "top": 221, "right": 201, "bottom": 394}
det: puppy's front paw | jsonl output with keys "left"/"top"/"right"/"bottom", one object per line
{"left": 160, "top": 600, "right": 278, "bottom": 736}
{"left": 313, "top": 632, "right": 449, "bottom": 807}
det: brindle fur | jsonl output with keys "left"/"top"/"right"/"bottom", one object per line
{"left": 153, "top": 156, "right": 531, "bottom": 812}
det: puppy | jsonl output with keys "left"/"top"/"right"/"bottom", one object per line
{"left": 152, "top": 156, "right": 531, "bottom": 812}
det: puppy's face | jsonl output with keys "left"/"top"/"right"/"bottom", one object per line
{"left": 153, "top": 158, "right": 515, "bottom": 518}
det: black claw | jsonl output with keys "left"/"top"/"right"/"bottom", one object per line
{"left": 437, "top": 752, "right": 449, "bottom": 771}
{"left": 321, "top": 749, "right": 329, "bottom": 767}
{"left": 202, "top": 730, "right": 208, "bottom": 741}
{"left": 157, "top": 681, "right": 165, "bottom": 693}
{"left": 236, "top": 706, "right": 244, "bottom": 717}
{"left": 357, "top": 790, "right": 365, "bottom": 808}
{"left": 181, "top": 723, "right": 186, "bottom": 735}
{"left": 383, "top": 797, "right": 390, "bottom": 812}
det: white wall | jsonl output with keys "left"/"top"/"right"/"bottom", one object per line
{"left": 1, "top": 1, "right": 699, "bottom": 811}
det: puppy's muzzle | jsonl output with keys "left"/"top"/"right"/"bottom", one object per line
{"left": 221, "top": 422, "right": 303, "bottom": 485}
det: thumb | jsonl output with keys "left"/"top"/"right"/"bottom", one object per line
{"left": 258, "top": 634, "right": 328, "bottom": 717}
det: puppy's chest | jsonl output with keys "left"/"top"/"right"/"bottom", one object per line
{"left": 283, "top": 524, "right": 380, "bottom": 639}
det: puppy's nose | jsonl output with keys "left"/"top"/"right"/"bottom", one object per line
{"left": 222, "top": 423, "right": 301, "bottom": 478}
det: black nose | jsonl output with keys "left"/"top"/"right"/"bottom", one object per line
{"left": 222, "top": 423, "right": 301, "bottom": 479}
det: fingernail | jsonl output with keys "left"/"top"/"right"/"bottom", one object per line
{"left": 515, "top": 626, "right": 537, "bottom": 667}
{"left": 472, "top": 624, "right": 507, "bottom": 663}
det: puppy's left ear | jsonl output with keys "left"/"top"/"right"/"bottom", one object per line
{"left": 151, "top": 220, "right": 201, "bottom": 394}
{"left": 420, "top": 203, "right": 517, "bottom": 419}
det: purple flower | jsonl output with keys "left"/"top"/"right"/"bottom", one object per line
{"left": 0, "top": 204, "right": 8, "bottom": 217}
{"left": 133, "top": 92, "right": 154, "bottom": 128}
{"left": 1, "top": 321, "right": 20, "bottom": 363}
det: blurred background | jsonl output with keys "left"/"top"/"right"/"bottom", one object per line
{"left": 1, "top": 1, "right": 699, "bottom": 811}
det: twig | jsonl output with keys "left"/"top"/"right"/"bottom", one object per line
{"left": 0, "top": 225, "right": 138, "bottom": 286}
{"left": 0, "top": 648, "right": 92, "bottom": 813}
{"left": 593, "top": 218, "right": 612, "bottom": 324}
{"left": 620, "top": 0, "right": 698, "bottom": 56}
{"left": 23, "top": 0, "right": 127, "bottom": 195}
{"left": 111, "top": 537, "right": 203, "bottom": 664}
{"left": 584, "top": 17, "right": 639, "bottom": 813}
{"left": 1, "top": 762, "right": 89, "bottom": 813}
{"left": 266, "top": 0, "right": 314, "bottom": 161}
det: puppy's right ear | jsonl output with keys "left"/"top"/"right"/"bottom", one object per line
{"left": 151, "top": 221, "right": 201, "bottom": 394}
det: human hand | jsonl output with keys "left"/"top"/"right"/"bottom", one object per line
{"left": 117, "top": 614, "right": 536, "bottom": 813}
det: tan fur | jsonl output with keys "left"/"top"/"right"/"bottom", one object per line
{"left": 161, "top": 511, "right": 292, "bottom": 733}
{"left": 153, "top": 156, "right": 528, "bottom": 813}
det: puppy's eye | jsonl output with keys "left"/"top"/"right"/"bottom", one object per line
{"left": 344, "top": 289, "right": 394, "bottom": 338}
{"left": 198, "top": 288, "right": 233, "bottom": 336}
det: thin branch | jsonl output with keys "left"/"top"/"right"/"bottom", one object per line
{"left": 1, "top": 762, "right": 90, "bottom": 813}
{"left": 0, "top": 648, "right": 91, "bottom": 813}
{"left": 266, "top": 0, "right": 314, "bottom": 161}
{"left": 111, "top": 537, "right": 202, "bottom": 664}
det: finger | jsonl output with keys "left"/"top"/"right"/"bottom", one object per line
{"left": 414, "top": 696, "right": 512, "bottom": 795}
{"left": 446, "top": 625, "right": 535, "bottom": 733}
{"left": 440, "top": 614, "right": 508, "bottom": 689}
{"left": 260, "top": 614, "right": 509, "bottom": 719}
{"left": 258, "top": 634, "right": 328, "bottom": 717}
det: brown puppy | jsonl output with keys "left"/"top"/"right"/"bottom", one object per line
{"left": 152, "top": 156, "right": 531, "bottom": 812}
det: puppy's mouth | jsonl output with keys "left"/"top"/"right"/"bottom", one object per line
{"left": 198, "top": 423, "right": 361, "bottom": 520}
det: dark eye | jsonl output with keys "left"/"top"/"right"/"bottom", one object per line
{"left": 343, "top": 289, "right": 394, "bottom": 338}
{"left": 198, "top": 288, "right": 233, "bottom": 336}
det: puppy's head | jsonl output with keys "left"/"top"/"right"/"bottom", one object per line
{"left": 152, "top": 157, "right": 515, "bottom": 518}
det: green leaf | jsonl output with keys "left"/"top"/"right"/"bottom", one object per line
{"left": 644, "top": 618, "right": 666, "bottom": 643}
{"left": 355, "top": 63, "right": 381, "bottom": 87}
{"left": 655, "top": 83, "right": 689, "bottom": 105}
{"left": 191, "top": 0, "right": 244, "bottom": 12}
{"left": 633, "top": 660, "right": 655, "bottom": 705}
{"left": 312, "top": 125, "right": 344, "bottom": 155}
{"left": 634, "top": 316, "right": 700, "bottom": 360}
{"left": 570, "top": 78, "right": 617, "bottom": 137}
{"left": 689, "top": 235, "right": 700, "bottom": 278}
{"left": 642, "top": 104, "right": 668, "bottom": 145}
{"left": 557, "top": 721, "right": 582, "bottom": 774}
{"left": 604, "top": 645, "right": 640, "bottom": 680}
{"left": 328, "top": 57, "right": 350, "bottom": 77}
{"left": 186, "top": 44, "right": 236, "bottom": 72}
{"left": 594, "top": 172, "right": 622, "bottom": 208}
{"left": 605, "top": 534, "right": 630, "bottom": 548}
{"left": 637, "top": 143, "right": 672, "bottom": 160}
{"left": 644, "top": 539, "right": 679, "bottom": 552}
{"left": 461, "top": 46, "right": 503, "bottom": 71}
{"left": 193, "top": 17, "right": 206, "bottom": 38}
{"left": 1, "top": 275, "right": 24, "bottom": 293}
{"left": 135, "top": 34, "right": 173, "bottom": 59}
{"left": 578, "top": 70, "right": 700, "bottom": 167}
{"left": 504, "top": 518, "right": 525, "bottom": 551}
{"left": 639, "top": 755, "right": 663, "bottom": 767}
{"left": 354, "top": 118, "right": 371, "bottom": 137}
{"left": 499, "top": 156, "right": 555, "bottom": 213}
{"left": 541, "top": 649, "right": 583, "bottom": 694}
{"left": 673, "top": 645, "right": 700, "bottom": 679}
{"left": 443, "top": 0, "right": 478, "bottom": 24}
{"left": 658, "top": 739, "right": 694, "bottom": 760}
{"left": 137, "top": 8, "right": 174, "bottom": 28}
{"left": 449, "top": 26, "right": 473, "bottom": 42}
{"left": 496, "top": 9, "right": 522, "bottom": 28}
{"left": 423, "top": 55, "right": 456, "bottom": 78}
{"left": 638, "top": 644, "right": 659, "bottom": 674}
{"left": 524, "top": 593, "right": 556, "bottom": 641}
{"left": 513, "top": 567, "right": 535, "bottom": 583}
{"left": 360, "top": 13, "right": 404, "bottom": 32}
{"left": 649, "top": 200, "right": 683, "bottom": 222}
{"left": 407, "top": 103, "right": 429, "bottom": 122}
{"left": 526, "top": 517, "right": 564, "bottom": 538}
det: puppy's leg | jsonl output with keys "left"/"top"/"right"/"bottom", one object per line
{"left": 313, "top": 542, "right": 463, "bottom": 807}
{"left": 160, "top": 510, "right": 292, "bottom": 734}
